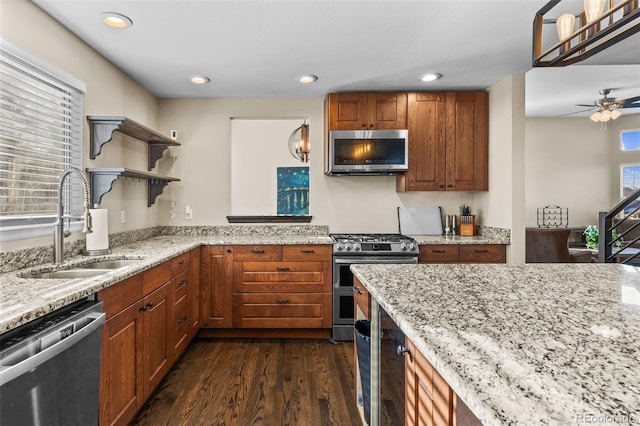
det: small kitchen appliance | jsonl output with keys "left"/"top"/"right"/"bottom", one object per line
{"left": 330, "top": 233, "right": 418, "bottom": 341}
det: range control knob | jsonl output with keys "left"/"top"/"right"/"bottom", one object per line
{"left": 400, "top": 243, "right": 407, "bottom": 251}
{"left": 336, "top": 244, "right": 344, "bottom": 251}
{"left": 408, "top": 243, "right": 416, "bottom": 251}
{"left": 345, "top": 244, "right": 353, "bottom": 251}
{"left": 354, "top": 243, "right": 361, "bottom": 251}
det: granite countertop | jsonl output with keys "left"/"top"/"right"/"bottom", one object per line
{"left": 409, "top": 234, "right": 509, "bottom": 245}
{"left": 0, "top": 234, "right": 332, "bottom": 334}
{"left": 350, "top": 263, "right": 640, "bottom": 425}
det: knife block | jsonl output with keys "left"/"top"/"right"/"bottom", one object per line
{"left": 459, "top": 215, "right": 476, "bottom": 236}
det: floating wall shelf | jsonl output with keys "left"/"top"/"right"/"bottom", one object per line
{"left": 87, "top": 116, "right": 181, "bottom": 170}
{"left": 87, "top": 168, "right": 180, "bottom": 207}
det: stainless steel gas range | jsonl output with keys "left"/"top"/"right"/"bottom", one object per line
{"left": 330, "top": 233, "right": 418, "bottom": 341}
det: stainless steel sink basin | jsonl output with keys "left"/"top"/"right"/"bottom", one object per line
{"left": 80, "top": 259, "right": 140, "bottom": 269}
{"left": 26, "top": 259, "right": 141, "bottom": 279}
{"left": 29, "top": 269, "right": 112, "bottom": 279}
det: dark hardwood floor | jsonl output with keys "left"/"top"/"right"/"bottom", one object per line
{"left": 131, "top": 338, "right": 361, "bottom": 426}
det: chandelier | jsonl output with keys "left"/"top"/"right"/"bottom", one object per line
{"left": 288, "top": 122, "right": 310, "bottom": 163}
{"left": 590, "top": 105, "right": 622, "bottom": 122}
{"left": 533, "top": 0, "right": 640, "bottom": 67}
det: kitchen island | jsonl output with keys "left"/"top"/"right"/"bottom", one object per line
{"left": 350, "top": 263, "right": 640, "bottom": 425}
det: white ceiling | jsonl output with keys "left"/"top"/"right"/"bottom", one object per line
{"left": 30, "top": 0, "right": 640, "bottom": 118}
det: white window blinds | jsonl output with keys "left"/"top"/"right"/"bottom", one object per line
{"left": 0, "top": 40, "right": 85, "bottom": 242}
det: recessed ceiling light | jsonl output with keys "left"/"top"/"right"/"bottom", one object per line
{"left": 420, "top": 73, "right": 443, "bottom": 82}
{"left": 298, "top": 75, "right": 318, "bottom": 84}
{"left": 100, "top": 12, "right": 133, "bottom": 29}
{"left": 189, "top": 75, "right": 210, "bottom": 85}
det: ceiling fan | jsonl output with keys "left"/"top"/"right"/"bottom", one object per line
{"left": 572, "top": 89, "right": 640, "bottom": 122}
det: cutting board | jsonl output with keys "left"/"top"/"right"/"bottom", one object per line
{"left": 397, "top": 206, "right": 443, "bottom": 235}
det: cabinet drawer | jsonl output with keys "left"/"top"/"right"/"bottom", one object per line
{"left": 171, "top": 294, "right": 189, "bottom": 354}
{"left": 232, "top": 245, "right": 282, "bottom": 262}
{"left": 283, "top": 245, "right": 332, "bottom": 261}
{"left": 234, "top": 262, "right": 326, "bottom": 293}
{"left": 353, "top": 278, "right": 370, "bottom": 321}
{"left": 171, "top": 252, "right": 191, "bottom": 276}
{"left": 459, "top": 245, "right": 506, "bottom": 263}
{"left": 419, "top": 245, "right": 460, "bottom": 263}
{"left": 143, "top": 261, "right": 172, "bottom": 294}
{"left": 98, "top": 274, "right": 143, "bottom": 319}
{"left": 233, "top": 293, "right": 331, "bottom": 328}
{"left": 173, "top": 271, "right": 189, "bottom": 301}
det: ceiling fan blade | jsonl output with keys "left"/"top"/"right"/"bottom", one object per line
{"left": 619, "top": 95, "right": 640, "bottom": 108}
{"left": 559, "top": 108, "right": 597, "bottom": 117}
{"left": 575, "top": 104, "right": 597, "bottom": 107}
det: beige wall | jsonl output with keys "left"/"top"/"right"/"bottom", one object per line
{"left": 157, "top": 98, "right": 479, "bottom": 233}
{"left": 524, "top": 118, "right": 610, "bottom": 227}
{"left": 2, "top": 0, "right": 161, "bottom": 250}
{"left": 476, "top": 74, "right": 526, "bottom": 264}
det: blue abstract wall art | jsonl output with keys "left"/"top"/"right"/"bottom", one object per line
{"left": 277, "top": 167, "right": 309, "bottom": 215}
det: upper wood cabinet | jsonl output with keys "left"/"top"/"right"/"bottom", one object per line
{"left": 397, "top": 92, "right": 488, "bottom": 192}
{"left": 326, "top": 93, "right": 407, "bottom": 130}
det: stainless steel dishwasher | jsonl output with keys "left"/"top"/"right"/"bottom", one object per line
{"left": 0, "top": 299, "right": 105, "bottom": 426}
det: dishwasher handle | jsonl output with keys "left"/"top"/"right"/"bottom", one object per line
{"left": 0, "top": 311, "right": 106, "bottom": 387}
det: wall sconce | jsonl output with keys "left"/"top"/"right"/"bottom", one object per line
{"left": 288, "top": 122, "right": 310, "bottom": 163}
{"left": 533, "top": 0, "right": 640, "bottom": 67}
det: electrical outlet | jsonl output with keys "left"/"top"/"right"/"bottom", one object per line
{"left": 120, "top": 210, "right": 126, "bottom": 224}
{"left": 185, "top": 205, "right": 192, "bottom": 220}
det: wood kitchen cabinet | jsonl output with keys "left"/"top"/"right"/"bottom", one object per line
{"left": 99, "top": 252, "right": 199, "bottom": 426}
{"left": 232, "top": 245, "right": 332, "bottom": 329}
{"left": 326, "top": 92, "right": 407, "bottom": 130}
{"left": 405, "top": 337, "right": 482, "bottom": 426}
{"left": 200, "top": 246, "right": 233, "bottom": 328}
{"left": 419, "top": 244, "right": 506, "bottom": 264}
{"left": 397, "top": 92, "right": 488, "bottom": 192}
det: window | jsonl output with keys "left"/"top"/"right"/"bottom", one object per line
{"left": 621, "top": 129, "right": 640, "bottom": 151}
{"left": 0, "top": 40, "right": 85, "bottom": 242}
{"left": 621, "top": 164, "right": 640, "bottom": 217}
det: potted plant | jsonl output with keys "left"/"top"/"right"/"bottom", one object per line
{"left": 583, "top": 225, "right": 621, "bottom": 249}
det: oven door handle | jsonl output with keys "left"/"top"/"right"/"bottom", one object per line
{"left": 333, "top": 257, "right": 418, "bottom": 264}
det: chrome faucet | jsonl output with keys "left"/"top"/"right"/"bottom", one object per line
{"left": 54, "top": 167, "right": 93, "bottom": 264}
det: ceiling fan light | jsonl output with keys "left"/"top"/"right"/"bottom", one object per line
{"left": 590, "top": 111, "right": 602, "bottom": 121}
{"left": 600, "top": 110, "right": 611, "bottom": 121}
{"left": 556, "top": 13, "right": 576, "bottom": 40}
{"left": 584, "top": 0, "right": 606, "bottom": 23}
{"left": 610, "top": 109, "right": 622, "bottom": 120}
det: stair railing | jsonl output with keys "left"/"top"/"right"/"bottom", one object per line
{"left": 598, "top": 186, "right": 640, "bottom": 264}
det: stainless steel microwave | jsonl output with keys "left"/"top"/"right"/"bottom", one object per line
{"left": 325, "top": 129, "right": 409, "bottom": 175}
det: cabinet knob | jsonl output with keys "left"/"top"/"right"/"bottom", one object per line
{"left": 438, "top": 185, "right": 444, "bottom": 189}
{"left": 146, "top": 302, "right": 154, "bottom": 309}
{"left": 177, "top": 316, "right": 188, "bottom": 324}
{"left": 178, "top": 259, "right": 188, "bottom": 265}
{"left": 139, "top": 305, "right": 147, "bottom": 312}
{"left": 178, "top": 279, "right": 188, "bottom": 286}
{"left": 361, "top": 123, "right": 366, "bottom": 128}
{"left": 369, "top": 124, "right": 374, "bottom": 128}
{"left": 352, "top": 287, "right": 364, "bottom": 295}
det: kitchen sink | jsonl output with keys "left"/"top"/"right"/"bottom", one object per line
{"left": 29, "top": 269, "right": 113, "bottom": 279}
{"left": 79, "top": 259, "right": 141, "bottom": 269}
{"left": 26, "top": 258, "right": 141, "bottom": 279}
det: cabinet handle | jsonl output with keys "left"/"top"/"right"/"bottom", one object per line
{"left": 396, "top": 344, "right": 412, "bottom": 359}
{"left": 276, "top": 267, "right": 290, "bottom": 272}
{"left": 178, "top": 279, "right": 188, "bottom": 286}
{"left": 178, "top": 259, "right": 188, "bottom": 265}
{"left": 361, "top": 123, "right": 366, "bottom": 128}
{"left": 474, "top": 249, "right": 489, "bottom": 253}
{"left": 369, "top": 124, "right": 374, "bottom": 128}
{"left": 251, "top": 249, "right": 265, "bottom": 254}
{"left": 139, "top": 305, "right": 147, "bottom": 312}
{"left": 275, "top": 299, "right": 290, "bottom": 304}
{"left": 431, "top": 250, "right": 445, "bottom": 253}
{"left": 447, "top": 184, "right": 453, "bottom": 188}
{"left": 300, "top": 249, "right": 315, "bottom": 254}
{"left": 352, "top": 287, "right": 363, "bottom": 295}
{"left": 438, "top": 184, "right": 444, "bottom": 189}
{"left": 146, "top": 302, "right": 154, "bottom": 309}
{"left": 177, "top": 316, "right": 188, "bottom": 324}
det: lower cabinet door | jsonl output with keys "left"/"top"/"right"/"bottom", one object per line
{"left": 405, "top": 338, "right": 453, "bottom": 426}
{"left": 143, "top": 283, "right": 171, "bottom": 399}
{"left": 100, "top": 303, "right": 144, "bottom": 426}
{"left": 233, "top": 293, "right": 332, "bottom": 328}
